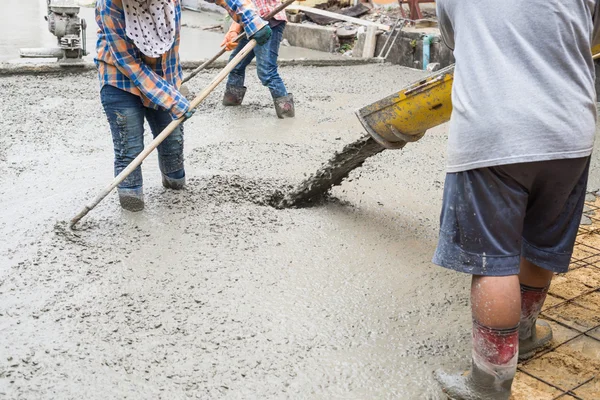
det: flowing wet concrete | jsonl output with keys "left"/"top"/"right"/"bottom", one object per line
{"left": 272, "top": 136, "right": 385, "bottom": 209}
{"left": 2, "top": 63, "right": 600, "bottom": 399}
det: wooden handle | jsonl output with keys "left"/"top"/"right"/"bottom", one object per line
{"left": 181, "top": 48, "right": 227, "bottom": 84}
{"left": 69, "top": 40, "right": 258, "bottom": 229}
{"left": 181, "top": 0, "right": 295, "bottom": 84}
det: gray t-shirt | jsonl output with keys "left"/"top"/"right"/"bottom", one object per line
{"left": 437, "top": 0, "right": 600, "bottom": 173}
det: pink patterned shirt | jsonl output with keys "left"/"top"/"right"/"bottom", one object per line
{"left": 253, "top": 0, "right": 287, "bottom": 21}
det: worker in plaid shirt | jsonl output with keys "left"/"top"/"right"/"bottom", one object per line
{"left": 221, "top": 0, "right": 294, "bottom": 118}
{"left": 95, "top": 0, "right": 271, "bottom": 212}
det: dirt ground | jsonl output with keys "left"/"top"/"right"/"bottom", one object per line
{"left": 1, "top": 64, "right": 600, "bottom": 399}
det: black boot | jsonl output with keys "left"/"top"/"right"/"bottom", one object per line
{"left": 223, "top": 85, "right": 247, "bottom": 106}
{"left": 519, "top": 320, "right": 552, "bottom": 361}
{"left": 273, "top": 93, "right": 295, "bottom": 118}
{"left": 519, "top": 284, "right": 552, "bottom": 361}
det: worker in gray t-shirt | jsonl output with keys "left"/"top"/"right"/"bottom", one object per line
{"left": 432, "top": 1, "right": 600, "bottom": 399}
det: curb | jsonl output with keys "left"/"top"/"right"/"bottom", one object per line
{"left": 0, "top": 58, "right": 381, "bottom": 77}
{"left": 182, "top": 57, "right": 381, "bottom": 69}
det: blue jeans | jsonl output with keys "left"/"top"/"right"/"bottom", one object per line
{"left": 227, "top": 22, "right": 288, "bottom": 98}
{"left": 100, "top": 85, "right": 184, "bottom": 189}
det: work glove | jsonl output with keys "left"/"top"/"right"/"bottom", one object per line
{"left": 251, "top": 24, "right": 272, "bottom": 46}
{"left": 171, "top": 97, "right": 195, "bottom": 120}
{"left": 184, "top": 108, "right": 196, "bottom": 120}
{"left": 221, "top": 22, "right": 243, "bottom": 51}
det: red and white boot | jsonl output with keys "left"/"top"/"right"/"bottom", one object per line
{"left": 519, "top": 284, "right": 552, "bottom": 361}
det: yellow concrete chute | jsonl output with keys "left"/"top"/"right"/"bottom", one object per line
{"left": 358, "top": 47, "right": 600, "bottom": 149}
{"left": 357, "top": 65, "right": 454, "bottom": 149}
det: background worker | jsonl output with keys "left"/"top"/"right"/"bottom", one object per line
{"left": 220, "top": 0, "right": 294, "bottom": 119}
{"left": 432, "top": 1, "right": 600, "bottom": 399}
{"left": 96, "top": 0, "right": 271, "bottom": 211}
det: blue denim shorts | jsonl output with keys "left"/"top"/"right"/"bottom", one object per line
{"left": 433, "top": 157, "right": 590, "bottom": 276}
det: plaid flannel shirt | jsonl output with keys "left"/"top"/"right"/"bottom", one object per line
{"left": 253, "top": 0, "right": 287, "bottom": 21}
{"left": 209, "top": 0, "right": 269, "bottom": 32}
{"left": 95, "top": 0, "right": 266, "bottom": 119}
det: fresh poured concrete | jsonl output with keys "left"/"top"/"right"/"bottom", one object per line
{"left": 3, "top": 7, "right": 600, "bottom": 398}
{"left": 0, "top": 64, "right": 462, "bottom": 399}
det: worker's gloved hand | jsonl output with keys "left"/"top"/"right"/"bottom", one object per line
{"left": 221, "top": 22, "right": 242, "bottom": 51}
{"left": 184, "top": 108, "right": 196, "bottom": 120}
{"left": 171, "top": 91, "right": 194, "bottom": 120}
{"left": 251, "top": 24, "right": 272, "bottom": 46}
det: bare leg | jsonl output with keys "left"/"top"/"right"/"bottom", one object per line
{"left": 436, "top": 275, "right": 520, "bottom": 400}
{"left": 471, "top": 275, "right": 520, "bottom": 327}
{"left": 470, "top": 275, "right": 520, "bottom": 395}
{"left": 519, "top": 258, "right": 553, "bottom": 287}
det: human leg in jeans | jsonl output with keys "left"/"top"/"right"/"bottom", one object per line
{"left": 223, "top": 23, "right": 294, "bottom": 118}
{"left": 433, "top": 158, "right": 589, "bottom": 400}
{"left": 253, "top": 22, "right": 293, "bottom": 118}
{"left": 145, "top": 108, "right": 186, "bottom": 190}
{"left": 100, "top": 85, "right": 146, "bottom": 211}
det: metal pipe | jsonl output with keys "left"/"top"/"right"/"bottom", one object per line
{"left": 422, "top": 34, "right": 434, "bottom": 70}
{"left": 19, "top": 48, "right": 64, "bottom": 59}
{"left": 378, "top": 18, "right": 401, "bottom": 59}
{"left": 383, "top": 20, "right": 406, "bottom": 60}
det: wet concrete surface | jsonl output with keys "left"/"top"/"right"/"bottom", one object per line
{"left": 0, "top": 64, "right": 461, "bottom": 399}
{"left": 1, "top": 0, "right": 339, "bottom": 63}
{"left": 2, "top": 62, "right": 600, "bottom": 398}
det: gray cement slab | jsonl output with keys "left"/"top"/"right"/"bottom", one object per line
{"left": 9, "top": 63, "right": 599, "bottom": 399}
{"left": 1, "top": 64, "right": 463, "bottom": 399}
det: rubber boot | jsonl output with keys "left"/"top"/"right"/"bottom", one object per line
{"left": 435, "top": 361, "right": 514, "bottom": 400}
{"left": 273, "top": 93, "right": 295, "bottom": 119}
{"left": 118, "top": 187, "right": 144, "bottom": 212}
{"left": 162, "top": 169, "right": 186, "bottom": 190}
{"left": 519, "top": 284, "right": 552, "bottom": 361}
{"left": 222, "top": 85, "right": 247, "bottom": 106}
{"left": 435, "top": 321, "right": 518, "bottom": 400}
